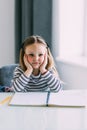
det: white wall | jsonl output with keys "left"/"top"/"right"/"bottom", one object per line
{"left": 0, "top": 0, "right": 15, "bottom": 67}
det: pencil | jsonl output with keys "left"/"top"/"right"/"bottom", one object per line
{"left": 0, "top": 96, "right": 12, "bottom": 105}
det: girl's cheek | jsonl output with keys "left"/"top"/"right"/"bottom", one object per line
{"left": 41, "top": 56, "right": 44, "bottom": 62}
{"left": 27, "top": 57, "right": 32, "bottom": 63}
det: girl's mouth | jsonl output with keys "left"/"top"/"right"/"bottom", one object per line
{"left": 32, "top": 62, "right": 40, "bottom": 65}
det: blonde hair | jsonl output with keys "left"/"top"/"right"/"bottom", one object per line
{"left": 19, "top": 35, "right": 59, "bottom": 77}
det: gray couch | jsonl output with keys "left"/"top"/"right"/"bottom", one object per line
{"left": 0, "top": 64, "right": 18, "bottom": 89}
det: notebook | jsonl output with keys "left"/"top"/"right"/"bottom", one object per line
{"left": 9, "top": 90, "right": 86, "bottom": 107}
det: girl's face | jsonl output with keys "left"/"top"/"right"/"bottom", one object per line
{"left": 25, "top": 43, "right": 47, "bottom": 69}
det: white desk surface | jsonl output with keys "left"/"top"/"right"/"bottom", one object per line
{"left": 0, "top": 90, "right": 87, "bottom": 130}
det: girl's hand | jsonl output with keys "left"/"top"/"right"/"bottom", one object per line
{"left": 24, "top": 54, "right": 33, "bottom": 76}
{"left": 40, "top": 53, "right": 48, "bottom": 74}
{"left": 5, "top": 87, "right": 14, "bottom": 92}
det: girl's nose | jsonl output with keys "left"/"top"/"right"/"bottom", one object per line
{"left": 34, "top": 55, "right": 39, "bottom": 61}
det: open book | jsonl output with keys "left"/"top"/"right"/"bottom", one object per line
{"left": 9, "top": 90, "right": 86, "bottom": 107}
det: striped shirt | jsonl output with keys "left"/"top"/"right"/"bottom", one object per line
{"left": 11, "top": 66, "right": 61, "bottom": 92}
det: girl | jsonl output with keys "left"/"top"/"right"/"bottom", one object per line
{"left": 12, "top": 35, "right": 61, "bottom": 92}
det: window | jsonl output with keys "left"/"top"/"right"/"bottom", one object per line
{"left": 83, "top": 0, "right": 87, "bottom": 56}
{"left": 52, "top": 0, "right": 87, "bottom": 58}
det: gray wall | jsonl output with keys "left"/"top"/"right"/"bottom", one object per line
{"left": 0, "top": 0, "right": 15, "bottom": 67}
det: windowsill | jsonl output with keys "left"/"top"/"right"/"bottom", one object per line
{"left": 56, "top": 56, "right": 87, "bottom": 69}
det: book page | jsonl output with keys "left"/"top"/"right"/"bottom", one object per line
{"left": 48, "top": 90, "right": 86, "bottom": 107}
{"left": 9, "top": 92, "right": 48, "bottom": 106}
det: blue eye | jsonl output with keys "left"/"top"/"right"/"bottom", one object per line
{"left": 29, "top": 54, "right": 34, "bottom": 57}
{"left": 39, "top": 54, "right": 43, "bottom": 56}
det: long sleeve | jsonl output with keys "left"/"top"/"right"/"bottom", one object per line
{"left": 11, "top": 67, "right": 30, "bottom": 92}
{"left": 41, "top": 71, "right": 61, "bottom": 92}
{"left": 11, "top": 66, "right": 61, "bottom": 92}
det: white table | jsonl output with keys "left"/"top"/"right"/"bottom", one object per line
{"left": 0, "top": 90, "right": 87, "bottom": 130}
